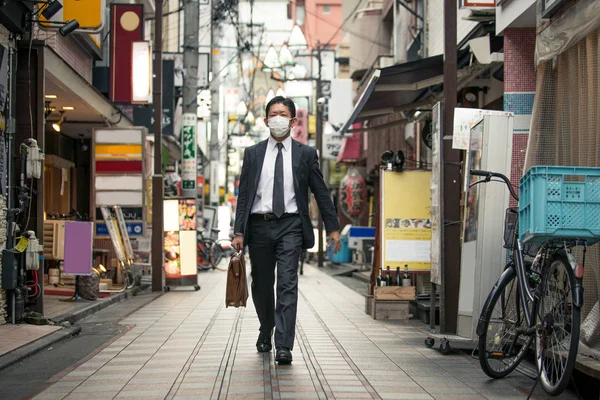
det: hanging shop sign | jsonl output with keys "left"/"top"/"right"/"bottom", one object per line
{"left": 181, "top": 113, "right": 197, "bottom": 191}
{"left": 132, "top": 60, "right": 174, "bottom": 135}
{"left": 131, "top": 41, "right": 152, "bottom": 104}
{"left": 110, "top": 4, "right": 144, "bottom": 103}
{"left": 339, "top": 167, "right": 366, "bottom": 219}
{"left": 323, "top": 133, "right": 343, "bottom": 160}
{"left": 328, "top": 160, "right": 347, "bottom": 186}
{"left": 293, "top": 109, "right": 308, "bottom": 144}
{"left": 381, "top": 170, "right": 432, "bottom": 272}
{"left": 308, "top": 114, "right": 316, "bottom": 135}
{"left": 198, "top": 53, "right": 210, "bottom": 89}
{"left": 39, "top": 0, "right": 105, "bottom": 33}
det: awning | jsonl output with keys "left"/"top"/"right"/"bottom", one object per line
{"left": 338, "top": 36, "right": 504, "bottom": 138}
{"left": 44, "top": 47, "right": 134, "bottom": 138}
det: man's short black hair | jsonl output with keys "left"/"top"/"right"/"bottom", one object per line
{"left": 265, "top": 96, "right": 296, "bottom": 118}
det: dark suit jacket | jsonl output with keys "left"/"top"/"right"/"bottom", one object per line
{"left": 234, "top": 138, "right": 340, "bottom": 250}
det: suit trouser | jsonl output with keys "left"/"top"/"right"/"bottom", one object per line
{"left": 247, "top": 214, "right": 303, "bottom": 350}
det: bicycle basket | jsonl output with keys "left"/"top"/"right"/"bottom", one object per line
{"left": 503, "top": 208, "right": 518, "bottom": 250}
{"left": 504, "top": 208, "right": 541, "bottom": 258}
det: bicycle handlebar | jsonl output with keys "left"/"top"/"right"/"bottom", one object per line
{"left": 469, "top": 169, "right": 519, "bottom": 202}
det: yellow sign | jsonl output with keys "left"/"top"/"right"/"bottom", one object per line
{"left": 95, "top": 144, "right": 143, "bottom": 159}
{"left": 39, "top": 0, "right": 104, "bottom": 32}
{"left": 381, "top": 170, "right": 432, "bottom": 272}
{"left": 308, "top": 115, "right": 316, "bottom": 135}
{"left": 328, "top": 160, "right": 347, "bottom": 186}
{"left": 15, "top": 237, "right": 29, "bottom": 253}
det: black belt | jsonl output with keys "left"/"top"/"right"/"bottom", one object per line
{"left": 251, "top": 213, "right": 299, "bottom": 221}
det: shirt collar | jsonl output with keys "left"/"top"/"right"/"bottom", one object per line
{"left": 268, "top": 135, "right": 292, "bottom": 152}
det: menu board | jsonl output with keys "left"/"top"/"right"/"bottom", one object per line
{"left": 179, "top": 199, "right": 197, "bottom": 230}
{"left": 164, "top": 231, "right": 181, "bottom": 278}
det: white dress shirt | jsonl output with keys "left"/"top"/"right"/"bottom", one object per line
{"left": 251, "top": 135, "right": 298, "bottom": 214}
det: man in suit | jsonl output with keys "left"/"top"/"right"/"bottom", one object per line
{"left": 232, "top": 96, "right": 341, "bottom": 364}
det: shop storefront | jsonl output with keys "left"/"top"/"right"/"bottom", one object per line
{"left": 41, "top": 46, "right": 136, "bottom": 305}
{"left": 525, "top": 0, "right": 600, "bottom": 360}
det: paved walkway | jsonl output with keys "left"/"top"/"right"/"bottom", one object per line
{"left": 30, "top": 266, "right": 578, "bottom": 400}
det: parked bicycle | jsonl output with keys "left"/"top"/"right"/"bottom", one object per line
{"left": 197, "top": 229, "right": 229, "bottom": 271}
{"left": 470, "top": 168, "right": 596, "bottom": 396}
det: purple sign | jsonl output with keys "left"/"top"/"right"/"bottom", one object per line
{"left": 63, "top": 221, "right": 93, "bottom": 275}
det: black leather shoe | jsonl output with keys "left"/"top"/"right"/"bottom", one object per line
{"left": 275, "top": 348, "right": 293, "bottom": 364}
{"left": 256, "top": 330, "right": 272, "bottom": 353}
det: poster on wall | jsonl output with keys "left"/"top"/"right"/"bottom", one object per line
{"left": 453, "top": 108, "right": 512, "bottom": 150}
{"left": 464, "top": 121, "right": 484, "bottom": 242}
{"left": 381, "top": 170, "right": 432, "bottom": 272}
{"left": 430, "top": 102, "right": 442, "bottom": 285}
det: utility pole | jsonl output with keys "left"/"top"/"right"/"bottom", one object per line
{"left": 209, "top": 17, "right": 221, "bottom": 208}
{"left": 441, "top": 0, "right": 460, "bottom": 334}
{"left": 151, "top": 0, "right": 164, "bottom": 292}
{"left": 182, "top": 0, "right": 199, "bottom": 198}
{"left": 315, "top": 43, "right": 324, "bottom": 268}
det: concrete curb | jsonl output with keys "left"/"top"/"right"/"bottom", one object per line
{"left": 50, "top": 283, "right": 151, "bottom": 325}
{"left": 352, "top": 271, "right": 370, "bottom": 283}
{"left": 0, "top": 325, "right": 82, "bottom": 371}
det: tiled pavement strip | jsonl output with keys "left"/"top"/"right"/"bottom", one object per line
{"left": 31, "top": 265, "right": 578, "bottom": 400}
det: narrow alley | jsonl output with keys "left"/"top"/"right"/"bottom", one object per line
{"left": 25, "top": 266, "right": 577, "bottom": 400}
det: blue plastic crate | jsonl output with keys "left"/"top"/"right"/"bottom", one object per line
{"left": 327, "top": 236, "right": 352, "bottom": 264}
{"left": 348, "top": 226, "right": 376, "bottom": 238}
{"left": 518, "top": 166, "right": 600, "bottom": 245}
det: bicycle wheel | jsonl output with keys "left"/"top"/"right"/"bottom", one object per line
{"left": 535, "top": 254, "right": 580, "bottom": 396}
{"left": 478, "top": 265, "right": 534, "bottom": 379}
{"left": 197, "top": 242, "right": 211, "bottom": 270}
{"left": 210, "top": 244, "right": 226, "bottom": 270}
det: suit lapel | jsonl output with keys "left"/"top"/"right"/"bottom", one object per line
{"left": 291, "top": 139, "right": 302, "bottom": 201}
{"left": 252, "top": 139, "right": 268, "bottom": 194}
{"left": 291, "top": 139, "right": 302, "bottom": 174}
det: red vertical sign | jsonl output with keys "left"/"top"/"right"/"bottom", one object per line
{"left": 293, "top": 109, "right": 308, "bottom": 144}
{"left": 110, "top": 4, "right": 144, "bottom": 103}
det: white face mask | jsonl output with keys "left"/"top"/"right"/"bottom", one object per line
{"left": 268, "top": 116, "right": 291, "bottom": 138}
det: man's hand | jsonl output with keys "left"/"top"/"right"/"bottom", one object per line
{"left": 327, "top": 231, "right": 341, "bottom": 254}
{"left": 232, "top": 234, "right": 244, "bottom": 252}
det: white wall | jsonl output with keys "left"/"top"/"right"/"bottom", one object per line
{"left": 424, "top": 0, "right": 479, "bottom": 57}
